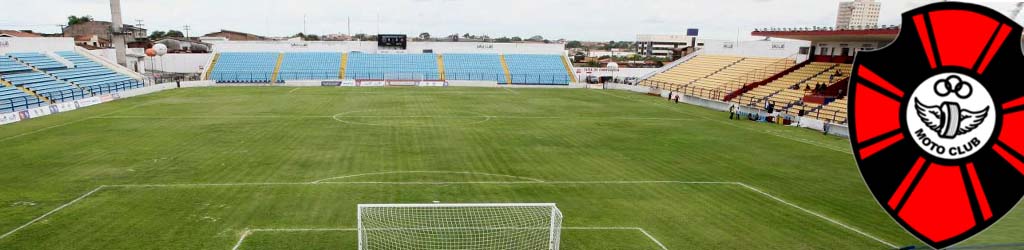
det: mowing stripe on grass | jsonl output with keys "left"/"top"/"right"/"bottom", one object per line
{"left": 0, "top": 186, "right": 106, "bottom": 240}
{"left": 589, "top": 89, "right": 852, "bottom": 154}
{"left": 310, "top": 170, "right": 548, "bottom": 183}
{"left": 0, "top": 180, "right": 894, "bottom": 248}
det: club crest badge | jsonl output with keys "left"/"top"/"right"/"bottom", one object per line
{"left": 848, "top": 2, "right": 1024, "bottom": 249}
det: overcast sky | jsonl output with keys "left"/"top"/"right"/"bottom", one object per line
{"left": 1, "top": 0, "right": 1022, "bottom": 41}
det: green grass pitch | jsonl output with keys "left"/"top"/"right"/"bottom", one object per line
{"left": 0, "top": 87, "right": 1020, "bottom": 249}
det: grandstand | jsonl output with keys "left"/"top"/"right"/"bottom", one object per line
{"left": 0, "top": 49, "right": 143, "bottom": 112}
{"left": 277, "top": 52, "right": 343, "bottom": 82}
{"left": 0, "top": 71, "right": 84, "bottom": 103}
{"left": 682, "top": 57, "right": 795, "bottom": 100}
{"left": 344, "top": 53, "right": 441, "bottom": 81}
{"left": 733, "top": 62, "right": 846, "bottom": 111}
{"left": 442, "top": 53, "right": 507, "bottom": 83}
{"left": 0, "top": 84, "right": 44, "bottom": 113}
{"left": 49, "top": 51, "right": 143, "bottom": 95}
{"left": 6, "top": 52, "right": 67, "bottom": 71}
{"left": 642, "top": 55, "right": 743, "bottom": 91}
{"left": 209, "top": 52, "right": 280, "bottom": 83}
{"left": 808, "top": 98, "right": 848, "bottom": 124}
{"left": 640, "top": 55, "right": 797, "bottom": 101}
{"left": 205, "top": 52, "right": 573, "bottom": 85}
{"left": 504, "top": 54, "right": 572, "bottom": 85}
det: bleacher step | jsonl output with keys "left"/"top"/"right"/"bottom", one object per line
{"left": 499, "top": 55, "right": 512, "bottom": 85}
{"left": 270, "top": 53, "right": 284, "bottom": 83}
{"left": 204, "top": 53, "right": 220, "bottom": 80}
{"left": 339, "top": 53, "right": 348, "bottom": 79}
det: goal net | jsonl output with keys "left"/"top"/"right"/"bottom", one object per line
{"left": 357, "top": 203, "right": 563, "bottom": 250}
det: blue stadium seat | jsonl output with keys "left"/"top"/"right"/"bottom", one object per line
{"left": 209, "top": 52, "right": 278, "bottom": 83}
{"left": 0, "top": 71, "right": 86, "bottom": 103}
{"left": 6, "top": 52, "right": 68, "bottom": 71}
{"left": 504, "top": 54, "right": 571, "bottom": 85}
{"left": 277, "top": 52, "right": 342, "bottom": 82}
{"left": 0, "top": 55, "right": 33, "bottom": 74}
{"left": 0, "top": 84, "right": 45, "bottom": 113}
{"left": 442, "top": 54, "right": 506, "bottom": 83}
{"left": 344, "top": 53, "right": 440, "bottom": 80}
{"left": 49, "top": 51, "right": 142, "bottom": 95}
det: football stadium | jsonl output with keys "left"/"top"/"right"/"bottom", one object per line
{"left": 1, "top": 0, "right": 1023, "bottom": 249}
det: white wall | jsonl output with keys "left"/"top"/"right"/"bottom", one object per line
{"left": 813, "top": 41, "right": 888, "bottom": 56}
{"left": 143, "top": 54, "right": 213, "bottom": 73}
{"left": 699, "top": 39, "right": 809, "bottom": 61}
{"left": 0, "top": 37, "right": 76, "bottom": 54}
{"left": 573, "top": 67, "right": 657, "bottom": 79}
{"left": 210, "top": 41, "right": 566, "bottom": 55}
{"left": 86, "top": 49, "right": 118, "bottom": 63}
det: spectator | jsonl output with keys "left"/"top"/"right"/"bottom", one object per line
{"left": 729, "top": 104, "right": 737, "bottom": 120}
{"left": 805, "top": 84, "right": 811, "bottom": 91}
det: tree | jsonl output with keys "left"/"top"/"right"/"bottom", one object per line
{"left": 565, "top": 41, "right": 583, "bottom": 48}
{"left": 67, "top": 15, "right": 94, "bottom": 26}
{"left": 528, "top": 35, "right": 544, "bottom": 41}
{"left": 148, "top": 31, "right": 167, "bottom": 40}
{"left": 510, "top": 36, "right": 522, "bottom": 42}
{"left": 463, "top": 33, "right": 471, "bottom": 39}
{"left": 494, "top": 37, "right": 512, "bottom": 43}
{"left": 419, "top": 32, "right": 431, "bottom": 40}
{"left": 165, "top": 30, "right": 184, "bottom": 38}
{"left": 447, "top": 33, "right": 460, "bottom": 42}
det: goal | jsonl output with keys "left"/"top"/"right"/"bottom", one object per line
{"left": 357, "top": 203, "right": 563, "bottom": 250}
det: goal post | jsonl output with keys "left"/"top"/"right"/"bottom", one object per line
{"left": 357, "top": 203, "right": 563, "bottom": 250}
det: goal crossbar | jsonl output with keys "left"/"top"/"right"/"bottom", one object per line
{"left": 357, "top": 203, "right": 563, "bottom": 250}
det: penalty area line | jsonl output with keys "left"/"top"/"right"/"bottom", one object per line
{"left": 231, "top": 227, "right": 666, "bottom": 250}
{"left": 2, "top": 180, "right": 894, "bottom": 249}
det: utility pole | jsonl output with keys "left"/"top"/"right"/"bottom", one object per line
{"left": 135, "top": 19, "right": 145, "bottom": 29}
{"left": 348, "top": 17, "right": 351, "bottom": 37}
{"left": 303, "top": 14, "right": 307, "bottom": 35}
{"left": 57, "top": 24, "right": 67, "bottom": 36}
{"left": 110, "top": 0, "right": 127, "bottom": 66}
{"left": 183, "top": 25, "right": 191, "bottom": 39}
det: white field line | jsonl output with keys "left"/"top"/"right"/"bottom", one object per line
{"left": 735, "top": 183, "right": 899, "bottom": 249}
{"left": 92, "top": 114, "right": 703, "bottom": 122}
{"left": 502, "top": 87, "right": 520, "bottom": 95}
{"left": 0, "top": 180, "right": 893, "bottom": 249}
{"left": 232, "top": 227, "right": 665, "bottom": 250}
{"left": 311, "top": 171, "right": 547, "bottom": 183}
{"left": 96, "top": 115, "right": 332, "bottom": 119}
{"left": 591, "top": 90, "right": 852, "bottom": 154}
{"left": 562, "top": 227, "right": 669, "bottom": 250}
{"left": 287, "top": 88, "right": 300, "bottom": 94}
{"left": 0, "top": 186, "right": 106, "bottom": 240}
{"left": 230, "top": 230, "right": 252, "bottom": 250}
{"left": 0, "top": 95, "right": 170, "bottom": 143}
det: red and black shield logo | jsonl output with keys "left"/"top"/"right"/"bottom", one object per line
{"left": 849, "top": 2, "right": 1024, "bottom": 249}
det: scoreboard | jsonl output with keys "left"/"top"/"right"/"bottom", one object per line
{"left": 378, "top": 34, "right": 407, "bottom": 50}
